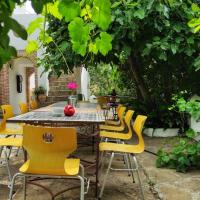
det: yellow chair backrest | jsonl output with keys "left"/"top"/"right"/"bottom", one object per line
{"left": 124, "top": 110, "right": 134, "bottom": 137}
{"left": 30, "top": 100, "right": 38, "bottom": 110}
{"left": 132, "top": 115, "right": 147, "bottom": 151}
{"left": 97, "top": 96, "right": 109, "bottom": 109}
{"left": 1, "top": 105, "right": 14, "bottom": 120}
{"left": 116, "top": 104, "right": 123, "bottom": 113}
{"left": 117, "top": 106, "right": 126, "bottom": 128}
{"left": 1, "top": 105, "right": 14, "bottom": 130}
{"left": 19, "top": 102, "right": 29, "bottom": 114}
{"left": 22, "top": 125, "right": 77, "bottom": 174}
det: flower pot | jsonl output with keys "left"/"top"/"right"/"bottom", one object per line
{"left": 38, "top": 94, "right": 47, "bottom": 104}
{"left": 143, "top": 128, "right": 179, "bottom": 137}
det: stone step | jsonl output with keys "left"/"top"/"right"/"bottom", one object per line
{"left": 48, "top": 90, "right": 71, "bottom": 97}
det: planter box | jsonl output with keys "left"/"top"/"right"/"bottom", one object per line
{"left": 143, "top": 128, "right": 179, "bottom": 137}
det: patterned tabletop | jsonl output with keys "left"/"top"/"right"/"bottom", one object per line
{"left": 7, "top": 102, "right": 105, "bottom": 124}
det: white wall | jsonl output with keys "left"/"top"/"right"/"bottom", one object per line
{"left": 9, "top": 64, "right": 27, "bottom": 114}
{"left": 81, "top": 67, "right": 90, "bottom": 100}
{"left": 10, "top": 14, "right": 49, "bottom": 93}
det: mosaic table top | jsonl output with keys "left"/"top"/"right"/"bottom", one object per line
{"left": 8, "top": 101, "right": 105, "bottom": 124}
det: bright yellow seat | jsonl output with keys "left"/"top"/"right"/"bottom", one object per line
{"left": 19, "top": 102, "right": 29, "bottom": 114}
{"left": 30, "top": 100, "right": 38, "bottom": 110}
{"left": 0, "top": 105, "right": 23, "bottom": 135}
{"left": 99, "top": 115, "right": 147, "bottom": 200}
{"left": 0, "top": 138, "right": 22, "bottom": 147}
{"left": 9, "top": 125, "right": 89, "bottom": 200}
{"left": 99, "top": 106, "right": 127, "bottom": 131}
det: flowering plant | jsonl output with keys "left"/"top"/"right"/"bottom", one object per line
{"left": 67, "top": 82, "right": 78, "bottom": 96}
{"left": 67, "top": 82, "right": 78, "bottom": 90}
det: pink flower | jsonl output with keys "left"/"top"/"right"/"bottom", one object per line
{"left": 67, "top": 82, "right": 78, "bottom": 90}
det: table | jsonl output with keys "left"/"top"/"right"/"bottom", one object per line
{"left": 7, "top": 101, "right": 105, "bottom": 197}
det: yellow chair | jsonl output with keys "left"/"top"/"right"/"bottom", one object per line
{"left": 9, "top": 125, "right": 89, "bottom": 200}
{"left": 104, "top": 104, "right": 123, "bottom": 126}
{"left": 97, "top": 96, "right": 110, "bottom": 119}
{"left": 30, "top": 100, "right": 38, "bottom": 110}
{"left": 99, "top": 115, "right": 147, "bottom": 200}
{"left": 19, "top": 102, "right": 29, "bottom": 114}
{"left": 100, "top": 110, "right": 134, "bottom": 141}
{"left": 0, "top": 105, "right": 23, "bottom": 135}
{"left": 99, "top": 106, "right": 127, "bottom": 131}
{"left": 0, "top": 137, "right": 22, "bottom": 182}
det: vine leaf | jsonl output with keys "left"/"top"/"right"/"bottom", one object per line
{"left": 46, "top": 1, "right": 62, "bottom": 20}
{"left": 58, "top": 0, "right": 81, "bottom": 22}
{"left": 89, "top": 42, "right": 98, "bottom": 54}
{"left": 95, "top": 32, "right": 112, "bottom": 56}
{"left": 134, "top": 9, "right": 145, "bottom": 19}
{"left": 31, "top": 0, "right": 43, "bottom": 14}
{"left": 68, "top": 17, "right": 90, "bottom": 56}
{"left": 25, "top": 40, "right": 38, "bottom": 54}
{"left": 27, "top": 17, "right": 44, "bottom": 35}
{"left": 8, "top": 17, "right": 27, "bottom": 40}
{"left": 91, "top": 0, "right": 111, "bottom": 30}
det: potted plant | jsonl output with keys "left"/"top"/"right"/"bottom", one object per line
{"left": 34, "top": 86, "right": 47, "bottom": 103}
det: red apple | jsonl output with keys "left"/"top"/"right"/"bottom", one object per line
{"left": 64, "top": 104, "right": 75, "bottom": 116}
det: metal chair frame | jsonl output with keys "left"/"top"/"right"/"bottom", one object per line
{"left": 9, "top": 164, "right": 90, "bottom": 200}
{"left": 99, "top": 152, "right": 144, "bottom": 200}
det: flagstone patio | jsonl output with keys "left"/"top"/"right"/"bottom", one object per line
{"left": 0, "top": 137, "right": 199, "bottom": 200}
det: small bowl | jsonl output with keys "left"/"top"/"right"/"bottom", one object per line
{"left": 52, "top": 107, "right": 64, "bottom": 117}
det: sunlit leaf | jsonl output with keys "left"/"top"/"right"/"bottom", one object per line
{"left": 39, "top": 30, "right": 53, "bottom": 44}
{"left": 191, "top": 3, "right": 200, "bottom": 12}
{"left": 91, "top": 0, "right": 111, "bottom": 30}
{"left": 58, "top": 0, "right": 81, "bottom": 22}
{"left": 25, "top": 40, "right": 38, "bottom": 54}
{"left": 46, "top": 1, "right": 62, "bottom": 20}
{"left": 95, "top": 32, "right": 112, "bottom": 56}
{"left": 89, "top": 42, "right": 98, "bottom": 54}
{"left": 27, "top": 17, "right": 44, "bottom": 35}
{"left": 68, "top": 17, "right": 90, "bottom": 56}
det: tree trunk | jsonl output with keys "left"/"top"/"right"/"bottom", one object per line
{"left": 128, "top": 56, "right": 151, "bottom": 103}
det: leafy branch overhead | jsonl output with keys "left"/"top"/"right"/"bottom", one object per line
{"left": 0, "top": 0, "right": 112, "bottom": 69}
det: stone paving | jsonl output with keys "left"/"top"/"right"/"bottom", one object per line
{"left": 0, "top": 136, "right": 199, "bottom": 200}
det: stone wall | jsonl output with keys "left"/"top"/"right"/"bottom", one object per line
{"left": 0, "top": 65, "right": 9, "bottom": 105}
{"left": 47, "top": 73, "right": 76, "bottom": 104}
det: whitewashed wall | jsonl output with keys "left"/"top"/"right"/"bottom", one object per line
{"left": 81, "top": 67, "right": 90, "bottom": 100}
{"left": 9, "top": 63, "right": 26, "bottom": 114}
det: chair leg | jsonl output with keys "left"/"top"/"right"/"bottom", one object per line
{"left": 99, "top": 151, "right": 106, "bottom": 176}
{"left": 124, "top": 153, "right": 131, "bottom": 176}
{"left": 15, "top": 147, "right": 20, "bottom": 157}
{"left": 80, "top": 164, "right": 85, "bottom": 178}
{"left": 99, "top": 152, "right": 114, "bottom": 199}
{"left": 132, "top": 155, "right": 144, "bottom": 200}
{"left": 128, "top": 154, "right": 135, "bottom": 183}
{"left": 23, "top": 175, "right": 26, "bottom": 200}
{"left": 4, "top": 149, "right": 12, "bottom": 183}
{"left": 77, "top": 175, "right": 85, "bottom": 200}
{"left": 9, "top": 173, "right": 22, "bottom": 200}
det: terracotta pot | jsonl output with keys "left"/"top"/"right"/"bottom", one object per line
{"left": 38, "top": 94, "right": 47, "bottom": 103}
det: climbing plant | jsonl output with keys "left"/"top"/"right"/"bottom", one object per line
{"left": 156, "top": 93, "right": 200, "bottom": 172}
{"left": 0, "top": 0, "right": 112, "bottom": 69}
{"left": 0, "top": 0, "right": 54, "bottom": 68}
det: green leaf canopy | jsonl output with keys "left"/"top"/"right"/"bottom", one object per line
{"left": 68, "top": 17, "right": 90, "bottom": 56}
{"left": 91, "top": 0, "right": 111, "bottom": 30}
{"left": 58, "top": 0, "right": 81, "bottom": 22}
